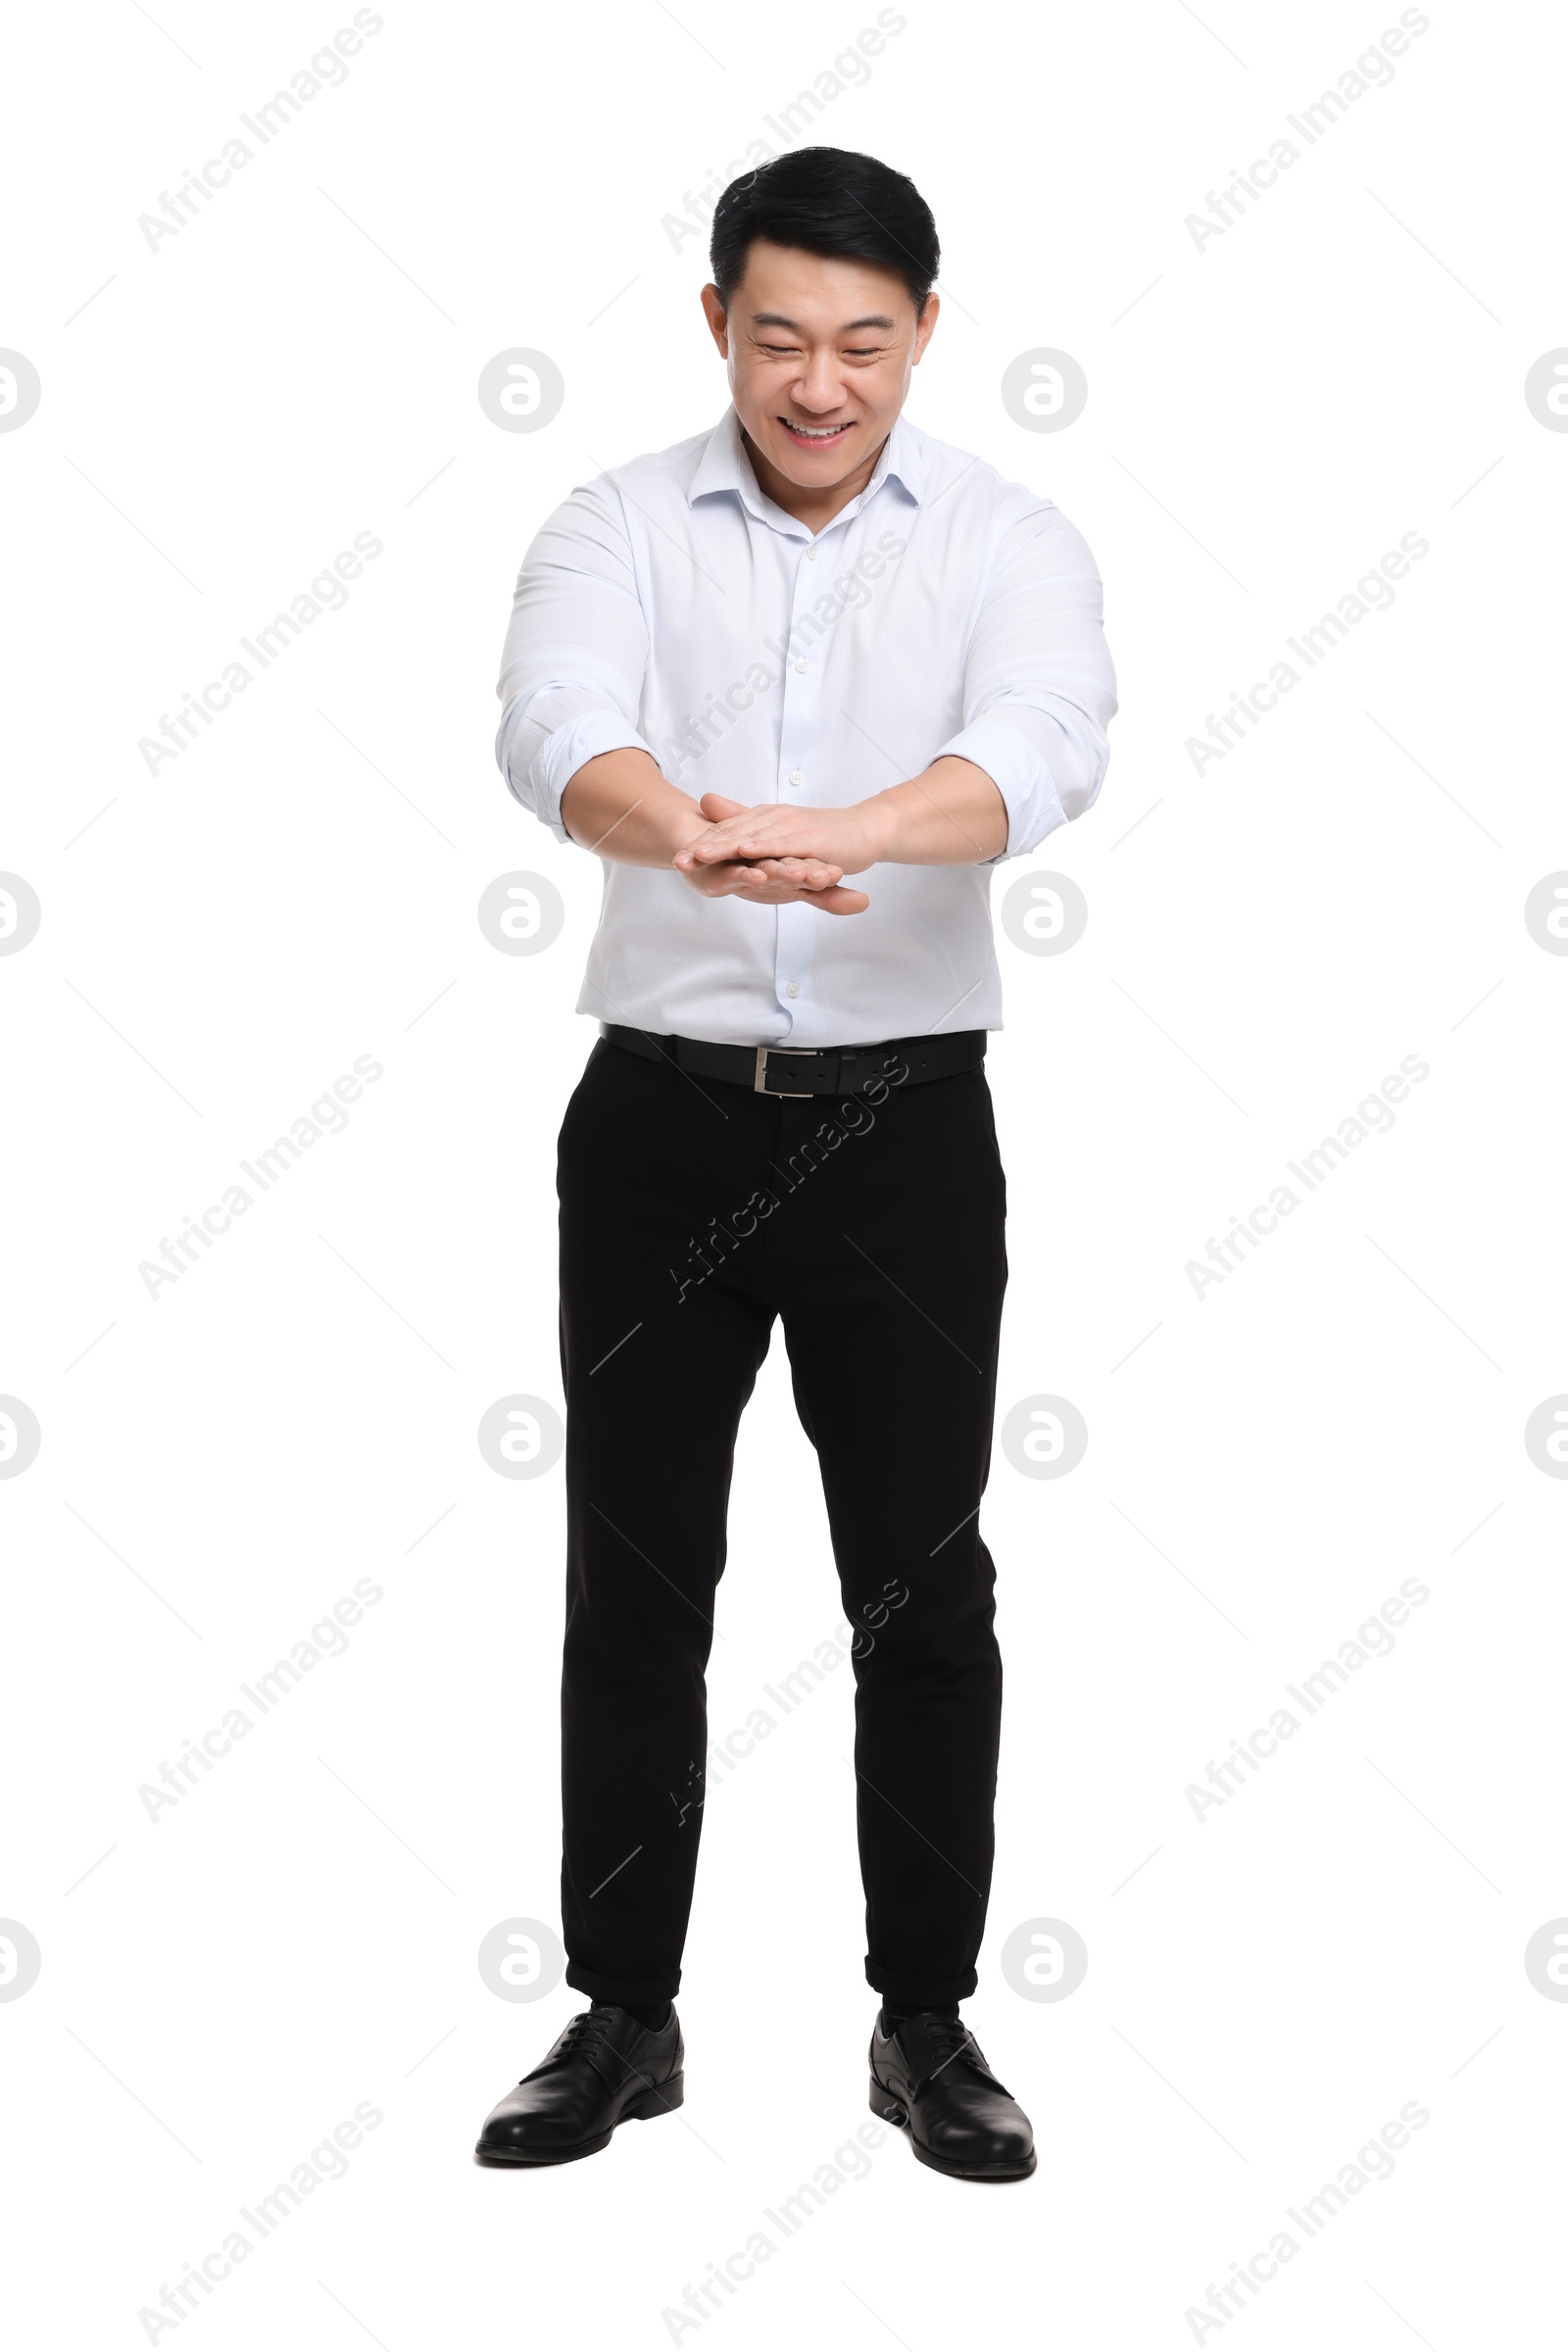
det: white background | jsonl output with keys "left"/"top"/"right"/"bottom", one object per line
{"left": 4, "top": 0, "right": 1566, "bottom": 2344}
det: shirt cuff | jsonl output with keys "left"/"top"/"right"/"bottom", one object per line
{"left": 933, "top": 715, "right": 1067, "bottom": 864}
{"left": 518, "top": 709, "right": 657, "bottom": 845}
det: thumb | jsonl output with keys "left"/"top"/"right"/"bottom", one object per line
{"left": 699, "top": 793, "right": 749, "bottom": 819}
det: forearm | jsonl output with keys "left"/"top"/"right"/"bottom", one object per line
{"left": 863, "top": 755, "right": 1008, "bottom": 865}
{"left": 559, "top": 748, "right": 707, "bottom": 866}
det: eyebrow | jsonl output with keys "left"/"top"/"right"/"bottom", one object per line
{"left": 749, "top": 312, "right": 898, "bottom": 333}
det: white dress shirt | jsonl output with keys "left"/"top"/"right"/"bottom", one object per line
{"left": 495, "top": 405, "right": 1115, "bottom": 1047}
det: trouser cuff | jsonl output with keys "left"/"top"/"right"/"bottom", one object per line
{"left": 565, "top": 1960, "right": 682, "bottom": 2005}
{"left": 866, "top": 1962, "right": 979, "bottom": 2004}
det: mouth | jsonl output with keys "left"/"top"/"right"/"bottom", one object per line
{"left": 777, "top": 417, "right": 854, "bottom": 450}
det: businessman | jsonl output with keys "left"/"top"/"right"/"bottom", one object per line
{"left": 477, "top": 144, "right": 1115, "bottom": 2179}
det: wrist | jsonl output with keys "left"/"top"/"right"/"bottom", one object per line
{"left": 858, "top": 790, "right": 903, "bottom": 865}
{"left": 668, "top": 807, "right": 710, "bottom": 858}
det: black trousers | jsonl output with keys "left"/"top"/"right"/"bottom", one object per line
{"left": 556, "top": 1032, "right": 1008, "bottom": 2007}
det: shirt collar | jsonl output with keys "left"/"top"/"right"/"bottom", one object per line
{"left": 688, "top": 405, "right": 925, "bottom": 532}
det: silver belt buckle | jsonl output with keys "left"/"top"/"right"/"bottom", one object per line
{"left": 755, "top": 1046, "right": 816, "bottom": 1098}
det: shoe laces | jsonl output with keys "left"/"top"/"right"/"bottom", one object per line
{"left": 552, "top": 2008, "right": 621, "bottom": 2069}
{"left": 922, "top": 2016, "right": 977, "bottom": 2066}
{"left": 906, "top": 2014, "right": 986, "bottom": 2091}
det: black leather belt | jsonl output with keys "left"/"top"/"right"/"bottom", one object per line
{"left": 600, "top": 1023, "right": 987, "bottom": 1099}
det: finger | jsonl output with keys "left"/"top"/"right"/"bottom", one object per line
{"left": 781, "top": 882, "right": 869, "bottom": 915}
{"left": 699, "top": 793, "right": 750, "bottom": 819}
{"left": 684, "top": 829, "right": 786, "bottom": 865}
{"left": 736, "top": 879, "right": 869, "bottom": 914}
{"left": 748, "top": 851, "right": 839, "bottom": 877}
{"left": 757, "top": 855, "right": 843, "bottom": 884}
{"left": 675, "top": 833, "right": 741, "bottom": 866}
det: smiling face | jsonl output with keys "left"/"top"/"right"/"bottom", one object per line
{"left": 701, "top": 239, "right": 939, "bottom": 524}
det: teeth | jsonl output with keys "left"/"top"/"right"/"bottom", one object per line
{"left": 786, "top": 421, "right": 846, "bottom": 437}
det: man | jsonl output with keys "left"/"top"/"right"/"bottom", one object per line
{"left": 476, "top": 146, "right": 1115, "bottom": 2180}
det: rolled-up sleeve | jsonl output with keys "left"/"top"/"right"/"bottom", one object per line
{"left": 934, "top": 501, "right": 1117, "bottom": 862}
{"left": 494, "top": 477, "right": 655, "bottom": 845}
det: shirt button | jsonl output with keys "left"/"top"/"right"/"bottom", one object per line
{"left": 786, "top": 982, "right": 800, "bottom": 998}
{"left": 788, "top": 768, "right": 804, "bottom": 786}
{"left": 807, "top": 547, "right": 819, "bottom": 562}
{"left": 795, "top": 658, "right": 808, "bottom": 673}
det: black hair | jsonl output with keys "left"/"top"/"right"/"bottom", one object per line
{"left": 709, "top": 147, "right": 939, "bottom": 315}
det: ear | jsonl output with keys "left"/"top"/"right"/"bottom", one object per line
{"left": 911, "top": 290, "right": 941, "bottom": 365}
{"left": 700, "top": 283, "right": 730, "bottom": 358}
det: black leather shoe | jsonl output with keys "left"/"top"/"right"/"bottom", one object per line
{"left": 474, "top": 2002, "right": 684, "bottom": 2167}
{"left": 869, "top": 2010, "right": 1036, "bottom": 2180}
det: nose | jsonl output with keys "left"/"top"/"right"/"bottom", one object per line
{"left": 790, "top": 349, "right": 847, "bottom": 414}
